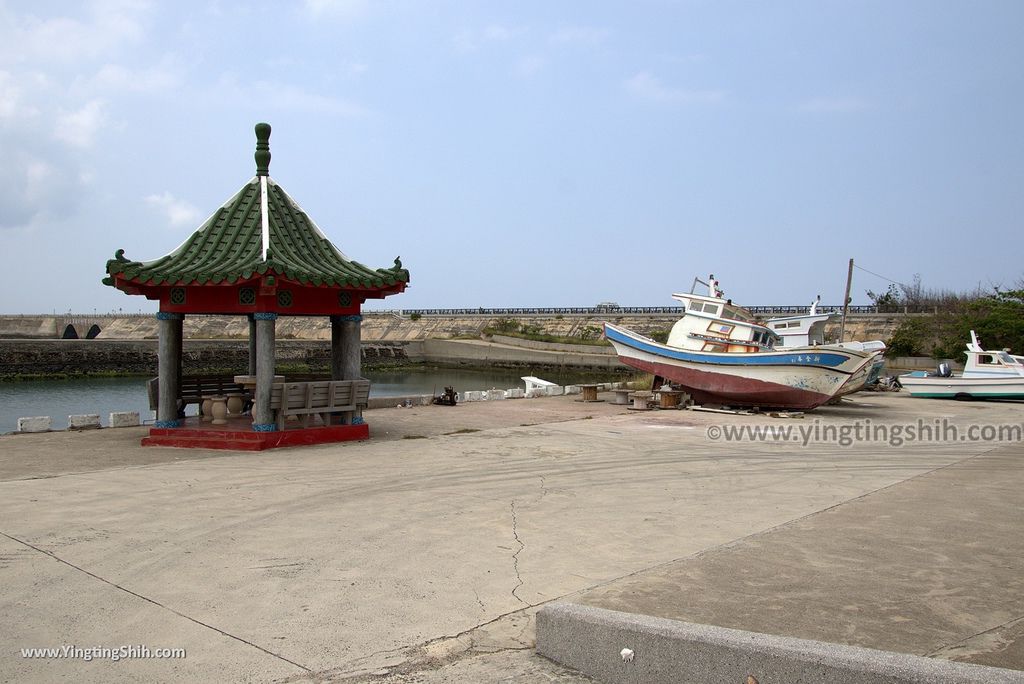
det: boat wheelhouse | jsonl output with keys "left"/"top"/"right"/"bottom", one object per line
{"left": 765, "top": 297, "right": 833, "bottom": 348}
{"left": 666, "top": 291, "right": 779, "bottom": 353}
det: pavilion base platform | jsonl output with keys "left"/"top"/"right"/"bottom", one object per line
{"left": 141, "top": 415, "right": 369, "bottom": 451}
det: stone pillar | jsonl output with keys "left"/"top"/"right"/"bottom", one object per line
{"left": 247, "top": 314, "right": 257, "bottom": 376}
{"left": 252, "top": 312, "right": 277, "bottom": 431}
{"left": 156, "top": 312, "right": 184, "bottom": 427}
{"left": 331, "top": 314, "right": 363, "bottom": 424}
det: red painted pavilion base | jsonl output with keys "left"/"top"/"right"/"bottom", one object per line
{"left": 141, "top": 415, "right": 369, "bottom": 451}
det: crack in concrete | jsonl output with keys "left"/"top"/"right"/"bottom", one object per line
{"left": 510, "top": 501, "right": 528, "bottom": 605}
{"left": 925, "top": 613, "right": 1024, "bottom": 658}
{"left": 292, "top": 445, "right": 1021, "bottom": 682}
{"left": 536, "top": 474, "right": 549, "bottom": 505}
{"left": 0, "top": 531, "right": 313, "bottom": 676}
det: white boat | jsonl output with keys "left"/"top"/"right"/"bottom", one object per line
{"left": 766, "top": 297, "right": 887, "bottom": 394}
{"left": 899, "top": 331, "right": 1024, "bottom": 400}
{"left": 522, "top": 376, "right": 558, "bottom": 392}
{"left": 603, "top": 276, "right": 876, "bottom": 410}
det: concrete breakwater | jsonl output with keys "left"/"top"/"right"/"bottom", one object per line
{"left": 1, "top": 312, "right": 907, "bottom": 344}
{"left": 0, "top": 340, "right": 414, "bottom": 379}
{"left": 0, "top": 338, "right": 627, "bottom": 379}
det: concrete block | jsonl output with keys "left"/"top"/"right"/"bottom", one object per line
{"left": 109, "top": 411, "right": 141, "bottom": 428}
{"left": 486, "top": 389, "right": 506, "bottom": 401}
{"left": 504, "top": 388, "right": 525, "bottom": 399}
{"left": 548, "top": 386, "right": 564, "bottom": 396}
{"left": 462, "top": 390, "right": 484, "bottom": 402}
{"left": 68, "top": 414, "right": 101, "bottom": 430}
{"left": 537, "top": 602, "right": 1024, "bottom": 684}
{"left": 525, "top": 388, "right": 545, "bottom": 398}
{"left": 564, "top": 385, "right": 581, "bottom": 395}
{"left": 17, "top": 416, "right": 52, "bottom": 433}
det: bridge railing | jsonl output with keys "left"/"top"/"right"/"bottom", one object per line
{"left": 362, "top": 305, "right": 929, "bottom": 316}
{"left": 1, "top": 305, "right": 945, "bottom": 319}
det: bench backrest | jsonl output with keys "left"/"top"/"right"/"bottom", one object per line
{"left": 148, "top": 375, "right": 249, "bottom": 411}
{"left": 269, "top": 379, "right": 370, "bottom": 411}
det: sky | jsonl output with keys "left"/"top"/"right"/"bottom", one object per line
{"left": 1, "top": 0, "right": 1022, "bottom": 314}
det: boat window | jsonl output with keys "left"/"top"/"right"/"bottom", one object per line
{"left": 702, "top": 342, "right": 727, "bottom": 352}
{"left": 707, "top": 322, "right": 733, "bottom": 336}
{"left": 997, "top": 352, "right": 1015, "bottom": 364}
{"left": 772, "top": 322, "right": 786, "bottom": 329}
{"left": 687, "top": 301, "right": 721, "bottom": 315}
{"left": 726, "top": 306, "right": 752, "bottom": 322}
{"left": 978, "top": 354, "right": 995, "bottom": 364}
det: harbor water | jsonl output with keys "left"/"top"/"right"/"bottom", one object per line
{"left": 0, "top": 367, "right": 618, "bottom": 433}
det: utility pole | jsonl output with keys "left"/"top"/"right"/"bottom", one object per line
{"left": 839, "top": 258, "right": 854, "bottom": 342}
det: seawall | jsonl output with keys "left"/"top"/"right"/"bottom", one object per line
{"left": 0, "top": 338, "right": 626, "bottom": 379}
{"left": 1, "top": 312, "right": 909, "bottom": 344}
{"left": 0, "top": 340, "right": 414, "bottom": 378}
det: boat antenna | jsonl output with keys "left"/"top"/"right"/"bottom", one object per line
{"left": 709, "top": 274, "right": 724, "bottom": 299}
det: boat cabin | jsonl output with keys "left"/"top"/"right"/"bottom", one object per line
{"left": 667, "top": 289, "right": 779, "bottom": 353}
{"left": 766, "top": 298, "right": 835, "bottom": 348}
{"left": 964, "top": 332, "right": 1024, "bottom": 378}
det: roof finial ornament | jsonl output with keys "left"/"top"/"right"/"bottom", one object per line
{"left": 255, "top": 122, "right": 272, "bottom": 176}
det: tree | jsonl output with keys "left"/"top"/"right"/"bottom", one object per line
{"left": 885, "top": 286, "right": 1024, "bottom": 359}
{"left": 866, "top": 284, "right": 903, "bottom": 313}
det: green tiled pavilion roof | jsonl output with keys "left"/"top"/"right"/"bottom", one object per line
{"left": 104, "top": 123, "right": 409, "bottom": 291}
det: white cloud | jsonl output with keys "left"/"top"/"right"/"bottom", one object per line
{"left": 514, "top": 55, "right": 546, "bottom": 78}
{"left": 0, "top": 71, "right": 26, "bottom": 120}
{"left": 483, "top": 24, "right": 514, "bottom": 41}
{"left": 0, "top": 144, "right": 80, "bottom": 229}
{"left": 53, "top": 100, "right": 107, "bottom": 148}
{"left": 797, "top": 96, "right": 870, "bottom": 113}
{"left": 211, "top": 76, "right": 368, "bottom": 117}
{"left": 302, "top": 0, "right": 368, "bottom": 20}
{"left": 346, "top": 60, "right": 369, "bottom": 76}
{"left": 145, "top": 192, "right": 202, "bottom": 228}
{"left": 86, "top": 59, "right": 184, "bottom": 93}
{"left": 454, "top": 24, "right": 520, "bottom": 52}
{"left": 549, "top": 26, "right": 610, "bottom": 46}
{"left": 625, "top": 71, "right": 725, "bottom": 105}
{"left": 0, "top": 0, "right": 150, "bottom": 64}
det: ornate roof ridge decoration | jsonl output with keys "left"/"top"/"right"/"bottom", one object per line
{"left": 103, "top": 123, "right": 410, "bottom": 291}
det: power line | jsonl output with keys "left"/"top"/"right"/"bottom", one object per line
{"left": 853, "top": 263, "right": 908, "bottom": 288}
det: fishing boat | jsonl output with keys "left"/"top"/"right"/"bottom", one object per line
{"left": 898, "top": 331, "right": 1024, "bottom": 400}
{"left": 603, "top": 276, "right": 876, "bottom": 410}
{"left": 766, "top": 297, "right": 887, "bottom": 394}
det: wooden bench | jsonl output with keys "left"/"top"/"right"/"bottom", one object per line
{"left": 268, "top": 379, "right": 371, "bottom": 430}
{"left": 148, "top": 375, "right": 250, "bottom": 413}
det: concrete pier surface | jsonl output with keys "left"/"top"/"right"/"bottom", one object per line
{"left": 1, "top": 393, "right": 1022, "bottom": 682}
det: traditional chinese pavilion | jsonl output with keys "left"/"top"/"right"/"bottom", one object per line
{"left": 103, "top": 123, "right": 409, "bottom": 449}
